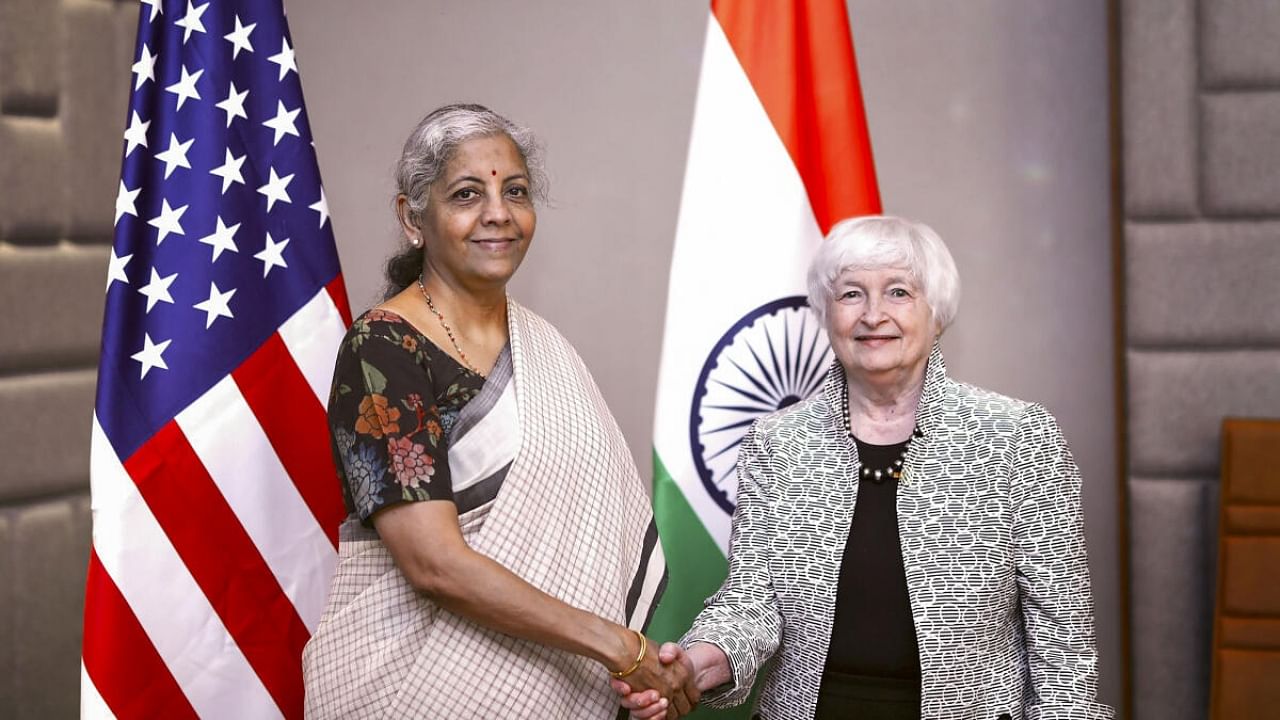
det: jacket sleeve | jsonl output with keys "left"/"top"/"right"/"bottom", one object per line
{"left": 680, "top": 422, "right": 782, "bottom": 708}
{"left": 1011, "top": 404, "right": 1114, "bottom": 720}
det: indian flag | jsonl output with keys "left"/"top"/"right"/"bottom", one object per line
{"left": 648, "top": 1, "right": 881, "bottom": 712}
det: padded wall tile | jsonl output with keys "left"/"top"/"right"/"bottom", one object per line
{"left": 0, "top": 117, "right": 68, "bottom": 243}
{"left": 1202, "top": 0, "right": 1280, "bottom": 87}
{"left": 1126, "top": 221, "right": 1280, "bottom": 345}
{"left": 1203, "top": 93, "right": 1280, "bottom": 215}
{"left": 12, "top": 499, "right": 88, "bottom": 719}
{"left": 0, "top": 244, "right": 108, "bottom": 373}
{"left": 64, "top": 0, "right": 133, "bottom": 241}
{"left": 0, "top": 512, "right": 12, "bottom": 709}
{"left": 1128, "top": 350, "right": 1280, "bottom": 476}
{"left": 0, "top": 0, "right": 61, "bottom": 116}
{"left": 1222, "top": 537, "right": 1280, "bottom": 614}
{"left": 1129, "top": 477, "right": 1214, "bottom": 720}
{"left": 1122, "top": 0, "right": 1198, "bottom": 217}
{"left": 0, "top": 370, "right": 96, "bottom": 503}
{"left": 1215, "top": 650, "right": 1280, "bottom": 718}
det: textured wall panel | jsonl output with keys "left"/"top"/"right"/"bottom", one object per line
{"left": 0, "top": 0, "right": 61, "bottom": 116}
{"left": 0, "top": 245, "right": 109, "bottom": 373}
{"left": 0, "top": 513, "right": 12, "bottom": 709}
{"left": 0, "top": 117, "right": 68, "bottom": 243}
{"left": 1122, "top": 0, "right": 1198, "bottom": 217}
{"left": 1126, "top": 221, "right": 1280, "bottom": 345}
{"left": 1129, "top": 477, "right": 1215, "bottom": 720}
{"left": 0, "top": 370, "right": 97, "bottom": 503}
{"left": 1128, "top": 350, "right": 1280, "bottom": 476}
{"left": 1202, "top": 0, "right": 1280, "bottom": 87}
{"left": 64, "top": 1, "right": 134, "bottom": 241}
{"left": 11, "top": 497, "right": 90, "bottom": 720}
{"left": 1203, "top": 93, "right": 1280, "bottom": 215}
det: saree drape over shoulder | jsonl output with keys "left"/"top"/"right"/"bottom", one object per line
{"left": 303, "top": 300, "right": 666, "bottom": 719}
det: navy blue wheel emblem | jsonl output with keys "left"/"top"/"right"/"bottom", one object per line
{"left": 690, "top": 296, "right": 833, "bottom": 514}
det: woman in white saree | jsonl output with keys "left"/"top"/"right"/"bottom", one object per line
{"left": 302, "top": 104, "right": 693, "bottom": 719}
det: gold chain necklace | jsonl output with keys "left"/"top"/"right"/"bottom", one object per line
{"left": 417, "top": 276, "right": 484, "bottom": 376}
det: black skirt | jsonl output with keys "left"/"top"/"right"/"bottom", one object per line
{"left": 814, "top": 671, "right": 921, "bottom": 720}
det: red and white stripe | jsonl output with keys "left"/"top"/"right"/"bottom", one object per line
{"left": 82, "top": 282, "right": 352, "bottom": 720}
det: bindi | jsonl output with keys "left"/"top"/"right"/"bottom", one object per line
{"left": 491, "top": 169, "right": 497, "bottom": 176}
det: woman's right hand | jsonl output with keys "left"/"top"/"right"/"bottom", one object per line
{"left": 612, "top": 641, "right": 700, "bottom": 719}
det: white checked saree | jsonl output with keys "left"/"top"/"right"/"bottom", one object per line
{"left": 302, "top": 299, "right": 666, "bottom": 719}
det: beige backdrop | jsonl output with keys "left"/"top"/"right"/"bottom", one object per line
{"left": 291, "top": 0, "right": 1121, "bottom": 710}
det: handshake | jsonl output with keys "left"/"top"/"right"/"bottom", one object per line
{"left": 608, "top": 635, "right": 725, "bottom": 720}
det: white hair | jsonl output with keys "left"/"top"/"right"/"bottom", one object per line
{"left": 806, "top": 215, "right": 960, "bottom": 330}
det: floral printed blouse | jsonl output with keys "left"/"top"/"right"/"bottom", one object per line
{"left": 328, "top": 309, "right": 484, "bottom": 525}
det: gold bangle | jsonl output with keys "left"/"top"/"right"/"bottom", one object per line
{"left": 609, "top": 629, "right": 648, "bottom": 679}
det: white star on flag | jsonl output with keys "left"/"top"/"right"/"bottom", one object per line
{"left": 198, "top": 216, "right": 241, "bottom": 262}
{"left": 123, "top": 111, "right": 150, "bottom": 158}
{"left": 254, "top": 233, "right": 290, "bottom": 277}
{"left": 257, "top": 167, "right": 294, "bottom": 211}
{"left": 130, "top": 333, "right": 172, "bottom": 379}
{"left": 115, "top": 181, "right": 140, "bottom": 225}
{"left": 175, "top": 1, "right": 209, "bottom": 44}
{"left": 216, "top": 81, "right": 249, "bottom": 127}
{"left": 137, "top": 267, "right": 179, "bottom": 313}
{"left": 147, "top": 199, "right": 189, "bottom": 244}
{"left": 106, "top": 249, "right": 132, "bottom": 293}
{"left": 193, "top": 282, "right": 236, "bottom": 329}
{"left": 263, "top": 100, "right": 301, "bottom": 146}
{"left": 131, "top": 44, "right": 157, "bottom": 90}
{"left": 140, "top": 0, "right": 162, "bottom": 22}
{"left": 268, "top": 37, "right": 297, "bottom": 80}
{"left": 209, "top": 149, "right": 247, "bottom": 194}
{"left": 224, "top": 15, "right": 256, "bottom": 58}
{"left": 165, "top": 65, "right": 204, "bottom": 111}
{"left": 155, "top": 133, "right": 195, "bottom": 179}
{"left": 309, "top": 188, "right": 331, "bottom": 228}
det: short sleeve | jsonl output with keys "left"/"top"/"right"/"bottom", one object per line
{"left": 328, "top": 316, "right": 455, "bottom": 524}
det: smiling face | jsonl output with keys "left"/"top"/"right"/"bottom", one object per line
{"left": 402, "top": 134, "right": 536, "bottom": 291}
{"left": 826, "top": 265, "right": 938, "bottom": 386}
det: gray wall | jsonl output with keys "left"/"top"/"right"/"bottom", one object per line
{"left": 291, "top": 0, "right": 1121, "bottom": 711}
{"left": 1121, "top": 0, "right": 1280, "bottom": 718}
{"left": 0, "top": 0, "right": 1124, "bottom": 714}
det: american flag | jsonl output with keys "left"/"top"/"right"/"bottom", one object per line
{"left": 82, "top": 1, "right": 351, "bottom": 717}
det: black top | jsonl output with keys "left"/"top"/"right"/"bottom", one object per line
{"left": 822, "top": 436, "right": 922, "bottom": 680}
{"left": 327, "top": 310, "right": 484, "bottom": 525}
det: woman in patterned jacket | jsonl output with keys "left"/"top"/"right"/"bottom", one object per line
{"left": 618, "top": 216, "right": 1112, "bottom": 720}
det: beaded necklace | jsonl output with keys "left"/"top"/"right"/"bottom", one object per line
{"left": 417, "top": 275, "right": 484, "bottom": 377}
{"left": 841, "top": 379, "right": 921, "bottom": 484}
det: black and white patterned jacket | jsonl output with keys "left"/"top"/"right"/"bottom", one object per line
{"left": 683, "top": 346, "right": 1113, "bottom": 720}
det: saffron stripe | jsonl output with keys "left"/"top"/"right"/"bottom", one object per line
{"left": 234, "top": 333, "right": 347, "bottom": 547}
{"left": 177, "top": 375, "right": 337, "bottom": 630}
{"left": 124, "top": 422, "right": 308, "bottom": 718}
{"left": 82, "top": 551, "right": 198, "bottom": 720}
{"left": 712, "top": 0, "right": 880, "bottom": 231}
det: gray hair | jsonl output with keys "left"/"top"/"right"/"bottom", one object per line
{"left": 806, "top": 215, "right": 960, "bottom": 331}
{"left": 395, "top": 103, "right": 548, "bottom": 220}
